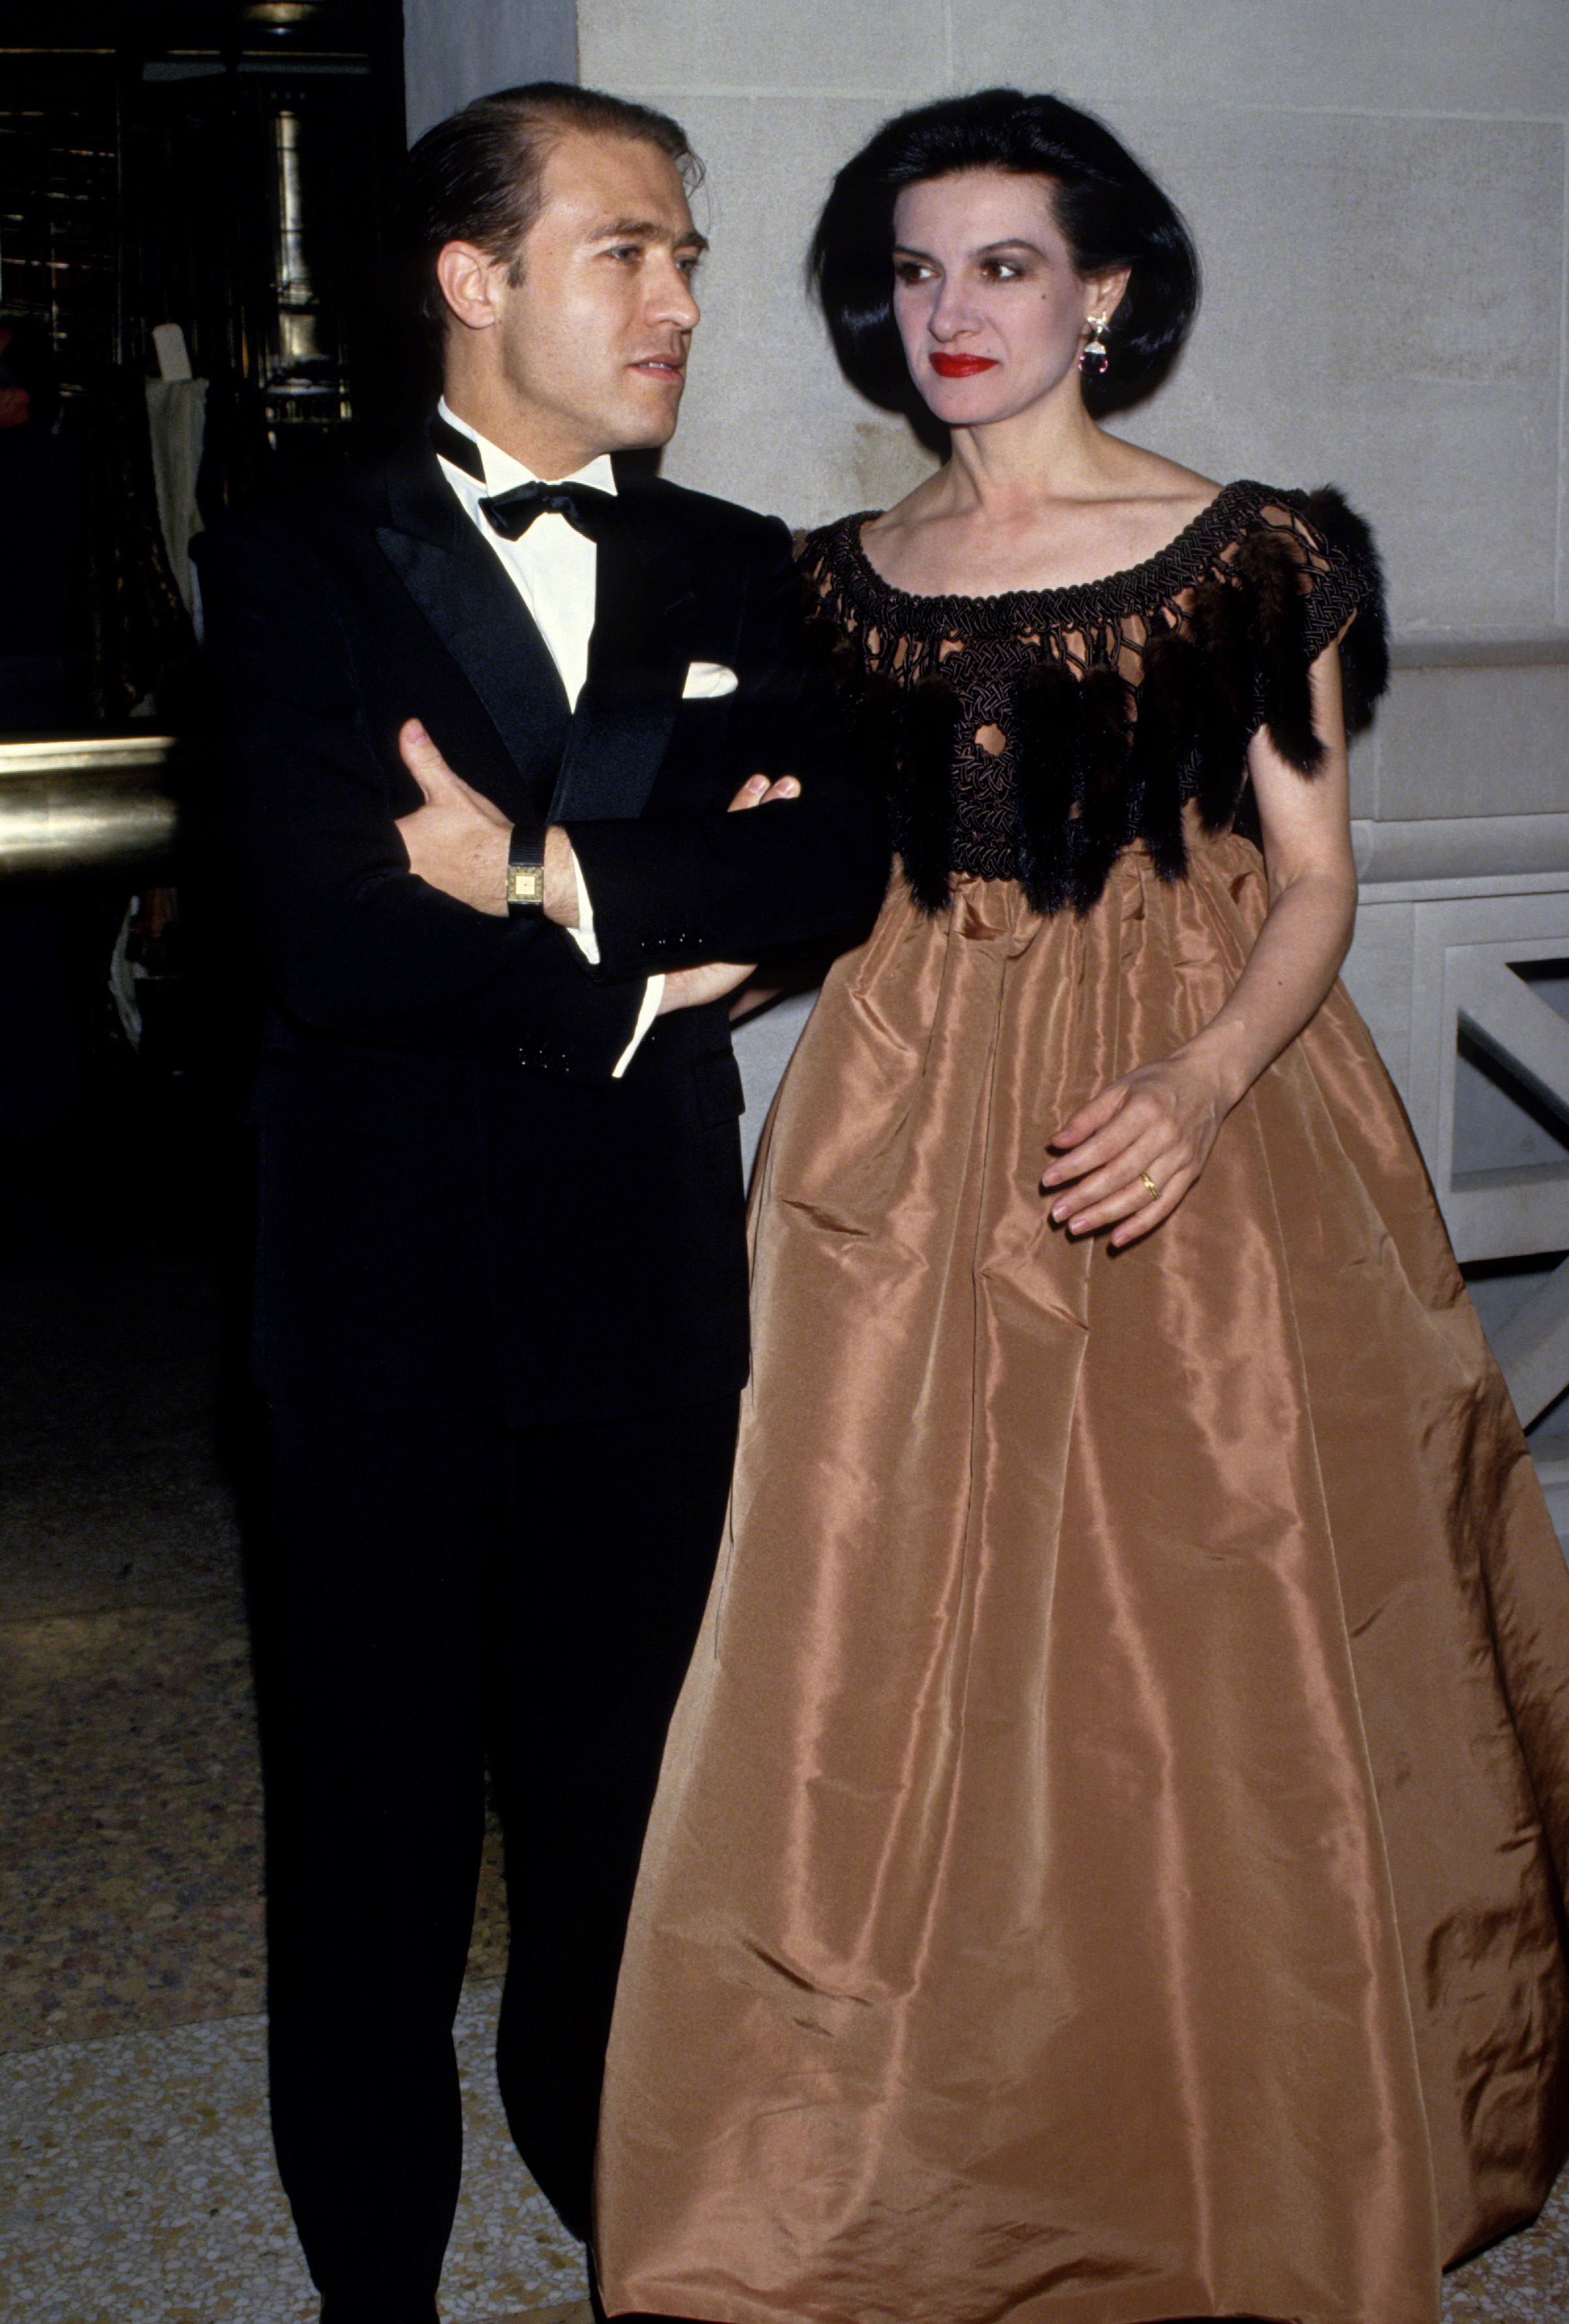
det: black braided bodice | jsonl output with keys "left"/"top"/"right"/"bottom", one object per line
{"left": 800, "top": 480, "right": 1388, "bottom": 915}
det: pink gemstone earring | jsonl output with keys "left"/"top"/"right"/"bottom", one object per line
{"left": 1078, "top": 315, "right": 1110, "bottom": 378}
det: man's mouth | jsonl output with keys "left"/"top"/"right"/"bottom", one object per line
{"left": 632, "top": 354, "right": 686, "bottom": 382}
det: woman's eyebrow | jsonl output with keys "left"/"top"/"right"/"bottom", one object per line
{"left": 892, "top": 239, "right": 1044, "bottom": 262}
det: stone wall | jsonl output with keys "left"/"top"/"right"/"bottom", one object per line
{"left": 573, "top": 0, "right": 1569, "bottom": 671}
{"left": 406, "top": 4, "right": 1569, "bottom": 809}
{"left": 403, "top": 0, "right": 577, "bottom": 142}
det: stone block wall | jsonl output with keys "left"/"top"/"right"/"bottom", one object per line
{"left": 401, "top": 3, "right": 1569, "bottom": 1471}
{"left": 571, "top": 0, "right": 1569, "bottom": 668}
{"left": 403, "top": 0, "right": 578, "bottom": 142}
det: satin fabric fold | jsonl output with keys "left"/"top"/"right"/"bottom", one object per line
{"left": 597, "top": 837, "right": 1569, "bottom": 2324}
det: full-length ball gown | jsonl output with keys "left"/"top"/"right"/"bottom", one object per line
{"left": 595, "top": 485, "right": 1569, "bottom": 2324}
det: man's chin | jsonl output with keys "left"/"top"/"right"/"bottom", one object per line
{"left": 614, "top": 408, "right": 682, "bottom": 453}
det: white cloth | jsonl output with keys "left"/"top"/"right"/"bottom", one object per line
{"left": 145, "top": 377, "right": 207, "bottom": 622}
{"left": 433, "top": 399, "right": 662, "bottom": 1076}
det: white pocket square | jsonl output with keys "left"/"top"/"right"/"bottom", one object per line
{"left": 680, "top": 660, "right": 739, "bottom": 699}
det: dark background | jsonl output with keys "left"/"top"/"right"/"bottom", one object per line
{"left": 0, "top": 0, "right": 410, "bottom": 1223}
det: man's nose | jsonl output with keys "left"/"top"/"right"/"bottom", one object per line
{"left": 651, "top": 256, "right": 699, "bottom": 328}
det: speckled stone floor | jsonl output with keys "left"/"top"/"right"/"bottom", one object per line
{"left": 0, "top": 1101, "right": 577, "bottom": 2321}
{"left": 1, "top": 1092, "right": 1564, "bottom": 2321}
{"left": 2, "top": 1984, "right": 589, "bottom": 2323}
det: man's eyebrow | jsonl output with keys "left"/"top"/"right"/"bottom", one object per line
{"left": 590, "top": 215, "right": 710, "bottom": 254}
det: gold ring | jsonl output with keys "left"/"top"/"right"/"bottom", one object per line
{"left": 1139, "top": 1169, "right": 1159, "bottom": 1200}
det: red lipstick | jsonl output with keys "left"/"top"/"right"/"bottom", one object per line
{"left": 930, "top": 353, "right": 999, "bottom": 378}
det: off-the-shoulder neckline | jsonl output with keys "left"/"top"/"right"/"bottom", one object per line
{"left": 822, "top": 478, "right": 1284, "bottom": 625}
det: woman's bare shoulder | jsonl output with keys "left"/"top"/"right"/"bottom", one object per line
{"left": 1101, "top": 437, "right": 1221, "bottom": 516}
{"left": 861, "top": 474, "right": 943, "bottom": 547}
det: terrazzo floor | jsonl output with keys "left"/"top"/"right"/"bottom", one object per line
{"left": 0, "top": 1099, "right": 581, "bottom": 2321}
{"left": 1, "top": 1088, "right": 1566, "bottom": 2321}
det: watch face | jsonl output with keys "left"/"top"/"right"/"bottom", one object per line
{"left": 506, "top": 863, "right": 545, "bottom": 908}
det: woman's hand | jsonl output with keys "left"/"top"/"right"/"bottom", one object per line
{"left": 1043, "top": 637, "right": 1362, "bottom": 1250}
{"left": 1041, "top": 1050, "right": 1238, "bottom": 1247}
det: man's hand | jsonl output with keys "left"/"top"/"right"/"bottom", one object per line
{"left": 395, "top": 720, "right": 513, "bottom": 916}
{"left": 396, "top": 722, "right": 583, "bottom": 926}
{"left": 656, "top": 772, "right": 799, "bottom": 1015}
{"left": 395, "top": 717, "right": 801, "bottom": 1005}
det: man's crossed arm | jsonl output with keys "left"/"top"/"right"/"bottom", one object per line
{"left": 393, "top": 717, "right": 800, "bottom": 1017}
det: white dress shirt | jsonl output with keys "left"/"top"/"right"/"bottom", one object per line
{"left": 433, "top": 399, "right": 662, "bottom": 1077}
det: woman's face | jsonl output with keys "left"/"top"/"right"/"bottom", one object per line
{"left": 890, "top": 168, "right": 1116, "bottom": 428}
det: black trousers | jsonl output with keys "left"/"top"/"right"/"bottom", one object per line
{"left": 256, "top": 1392, "right": 739, "bottom": 2323}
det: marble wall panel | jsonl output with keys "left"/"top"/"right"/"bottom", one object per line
{"left": 1373, "top": 660, "right": 1569, "bottom": 821}
{"left": 582, "top": 0, "right": 949, "bottom": 97}
{"left": 414, "top": 3, "right": 1569, "bottom": 823}
{"left": 403, "top": 0, "right": 578, "bottom": 141}
{"left": 1022, "top": 106, "right": 1565, "bottom": 635}
{"left": 946, "top": 0, "right": 1569, "bottom": 121}
{"left": 1339, "top": 898, "right": 1416, "bottom": 1095}
{"left": 618, "top": 91, "right": 941, "bottom": 520}
{"left": 570, "top": 23, "right": 1567, "bottom": 638}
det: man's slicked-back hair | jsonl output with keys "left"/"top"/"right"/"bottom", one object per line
{"left": 391, "top": 81, "right": 702, "bottom": 339}
{"left": 809, "top": 87, "right": 1199, "bottom": 422}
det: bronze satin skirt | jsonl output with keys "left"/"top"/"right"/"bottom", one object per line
{"left": 596, "top": 837, "right": 1569, "bottom": 2324}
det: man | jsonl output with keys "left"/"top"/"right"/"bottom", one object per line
{"left": 198, "top": 82, "right": 886, "bottom": 2324}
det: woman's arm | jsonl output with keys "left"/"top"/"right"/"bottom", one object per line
{"left": 1040, "top": 641, "right": 1358, "bottom": 1247}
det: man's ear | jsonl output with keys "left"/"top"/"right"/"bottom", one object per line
{"left": 434, "top": 241, "right": 504, "bottom": 333}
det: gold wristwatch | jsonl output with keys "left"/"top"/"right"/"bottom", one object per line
{"left": 506, "top": 825, "right": 546, "bottom": 915}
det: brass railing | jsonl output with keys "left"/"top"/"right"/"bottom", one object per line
{"left": 0, "top": 733, "right": 181, "bottom": 876}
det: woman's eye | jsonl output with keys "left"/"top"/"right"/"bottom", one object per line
{"left": 981, "top": 260, "right": 1024, "bottom": 281}
{"left": 892, "top": 261, "right": 934, "bottom": 285}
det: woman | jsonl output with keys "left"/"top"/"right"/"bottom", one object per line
{"left": 595, "top": 91, "right": 1569, "bottom": 2324}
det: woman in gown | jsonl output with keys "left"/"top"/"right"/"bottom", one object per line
{"left": 595, "top": 89, "right": 1569, "bottom": 2324}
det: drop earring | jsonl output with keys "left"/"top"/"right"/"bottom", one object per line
{"left": 1078, "top": 315, "right": 1110, "bottom": 378}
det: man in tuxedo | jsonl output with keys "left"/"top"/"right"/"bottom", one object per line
{"left": 198, "top": 81, "right": 885, "bottom": 2324}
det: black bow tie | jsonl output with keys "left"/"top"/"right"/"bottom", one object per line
{"left": 478, "top": 478, "right": 616, "bottom": 544}
{"left": 429, "top": 414, "right": 615, "bottom": 544}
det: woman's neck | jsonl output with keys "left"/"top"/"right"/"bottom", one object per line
{"left": 938, "top": 389, "right": 1127, "bottom": 519}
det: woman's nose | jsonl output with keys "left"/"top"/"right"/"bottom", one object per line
{"left": 928, "top": 278, "right": 976, "bottom": 341}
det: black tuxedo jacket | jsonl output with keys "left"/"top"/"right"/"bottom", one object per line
{"left": 197, "top": 435, "right": 887, "bottom": 1425}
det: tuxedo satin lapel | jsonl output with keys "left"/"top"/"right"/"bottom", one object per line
{"left": 550, "top": 515, "right": 697, "bottom": 824}
{"left": 375, "top": 444, "right": 570, "bottom": 805}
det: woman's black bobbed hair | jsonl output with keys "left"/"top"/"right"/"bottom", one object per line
{"left": 808, "top": 88, "right": 1200, "bottom": 423}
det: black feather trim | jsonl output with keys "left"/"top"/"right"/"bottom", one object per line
{"left": 1234, "top": 527, "right": 1323, "bottom": 774}
{"left": 1180, "top": 577, "right": 1257, "bottom": 828}
{"left": 891, "top": 677, "right": 960, "bottom": 911}
{"left": 1127, "top": 624, "right": 1199, "bottom": 877}
{"left": 800, "top": 485, "right": 1390, "bottom": 920}
{"left": 1071, "top": 663, "right": 1135, "bottom": 908}
{"left": 1011, "top": 656, "right": 1084, "bottom": 915}
{"left": 1298, "top": 485, "right": 1390, "bottom": 734}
